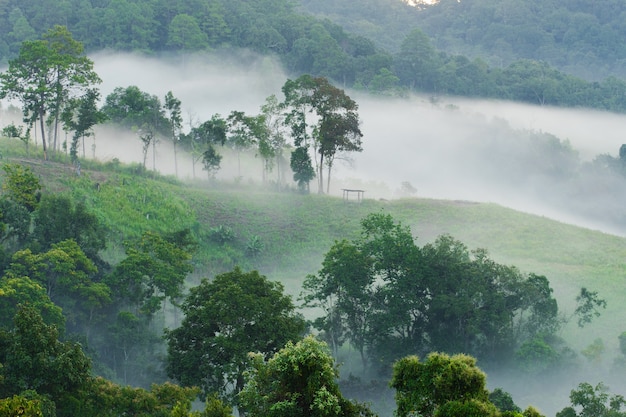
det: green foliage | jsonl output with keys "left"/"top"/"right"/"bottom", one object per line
{"left": 0, "top": 394, "right": 43, "bottom": 417}
{"left": 304, "top": 212, "right": 561, "bottom": 369}
{"left": 1, "top": 163, "right": 41, "bottom": 212}
{"left": 574, "top": 287, "right": 607, "bottom": 328}
{"left": 166, "top": 267, "right": 306, "bottom": 401}
{"left": 0, "top": 26, "right": 100, "bottom": 160}
{"left": 390, "top": 353, "right": 490, "bottom": 417}
{"left": 239, "top": 335, "right": 376, "bottom": 417}
{"left": 0, "top": 275, "right": 65, "bottom": 331}
{"left": 489, "top": 388, "right": 521, "bottom": 414}
{"left": 209, "top": 225, "right": 236, "bottom": 244}
{"left": 33, "top": 193, "right": 107, "bottom": 260}
{"left": 0, "top": 304, "right": 92, "bottom": 410}
{"left": 108, "top": 230, "right": 193, "bottom": 316}
{"left": 557, "top": 382, "right": 626, "bottom": 417}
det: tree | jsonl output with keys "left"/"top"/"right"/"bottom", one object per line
{"left": 394, "top": 28, "right": 440, "bottom": 91}
{"left": 32, "top": 193, "right": 106, "bottom": 262}
{"left": 101, "top": 85, "right": 168, "bottom": 169}
{"left": 260, "top": 94, "right": 288, "bottom": 189}
{"left": 0, "top": 304, "right": 92, "bottom": 407}
{"left": 573, "top": 287, "right": 607, "bottom": 328}
{"left": 164, "top": 91, "right": 183, "bottom": 177}
{"left": 165, "top": 267, "right": 306, "bottom": 402}
{"left": 281, "top": 75, "right": 363, "bottom": 194}
{"left": 167, "top": 14, "right": 209, "bottom": 51}
{"left": 61, "top": 87, "right": 107, "bottom": 162}
{"left": 1, "top": 163, "right": 41, "bottom": 212}
{"left": 302, "top": 239, "right": 375, "bottom": 368}
{"left": 184, "top": 114, "right": 227, "bottom": 179}
{"left": 390, "top": 353, "right": 493, "bottom": 417}
{"left": 311, "top": 77, "right": 363, "bottom": 193}
{"left": 0, "top": 26, "right": 101, "bottom": 160}
{"left": 4, "top": 239, "right": 109, "bottom": 336}
{"left": 290, "top": 146, "right": 315, "bottom": 192}
{"left": 556, "top": 382, "right": 626, "bottom": 417}
{"left": 239, "top": 336, "right": 375, "bottom": 417}
{"left": 108, "top": 230, "right": 194, "bottom": 317}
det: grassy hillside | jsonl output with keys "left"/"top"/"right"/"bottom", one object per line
{"left": 6, "top": 141, "right": 626, "bottom": 357}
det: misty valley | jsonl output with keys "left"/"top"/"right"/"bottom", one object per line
{"left": 2, "top": 1, "right": 626, "bottom": 417}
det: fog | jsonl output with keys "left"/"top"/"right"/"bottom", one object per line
{"left": 58, "top": 52, "right": 626, "bottom": 415}
{"left": 88, "top": 51, "right": 626, "bottom": 237}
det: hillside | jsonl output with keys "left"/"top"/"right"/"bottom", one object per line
{"left": 13, "top": 149, "right": 626, "bottom": 357}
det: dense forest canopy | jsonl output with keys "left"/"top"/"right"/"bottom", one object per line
{"left": 2, "top": 1, "right": 626, "bottom": 416}
{"left": 2, "top": 0, "right": 626, "bottom": 112}
{"left": 301, "top": 0, "right": 626, "bottom": 81}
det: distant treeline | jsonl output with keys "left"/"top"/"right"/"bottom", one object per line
{"left": 5, "top": 0, "right": 626, "bottom": 112}
{"left": 301, "top": 0, "right": 626, "bottom": 81}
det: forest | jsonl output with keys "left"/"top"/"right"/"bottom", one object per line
{"left": 2, "top": 0, "right": 626, "bottom": 111}
{"left": 1, "top": 0, "right": 626, "bottom": 416}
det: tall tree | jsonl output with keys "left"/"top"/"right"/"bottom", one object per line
{"left": 165, "top": 267, "right": 305, "bottom": 403}
{"left": 164, "top": 90, "right": 183, "bottom": 177}
{"left": 281, "top": 75, "right": 362, "bottom": 194}
{"left": 0, "top": 26, "right": 101, "bottom": 160}
{"left": 61, "top": 87, "right": 107, "bottom": 162}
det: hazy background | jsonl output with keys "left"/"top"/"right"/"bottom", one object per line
{"left": 90, "top": 52, "right": 626, "bottom": 237}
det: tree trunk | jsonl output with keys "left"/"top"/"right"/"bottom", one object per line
{"left": 39, "top": 110, "right": 48, "bottom": 161}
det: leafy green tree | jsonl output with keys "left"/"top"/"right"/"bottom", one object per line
{"left": 32, "top": 193, "right": 106, "bottom": 261}
{"left": 167, "top": 14, "right": 209, "bottom": 51}
{"left": 1, "top": 163, "right": 41, "bottom": 212}
{"left": 2, "top": 122, "right": 31, "bottom": 156}
{"left": 108, "top": 230, "right": 194, "bottom": 317}
{"left": 0, "top": 275, "right": 65, "bottom": 331}
{"left": 390, "top": 352, "right": 492, "bottom": 417}
{"left": 303, "top": 239, "right": 375, "bottom": 367}
{"left": 281, "top": 75, "right": 363, "bottom": 194}
{"left": 290, "top": 146, "right": 315, "bottom": 192}
{"left": 61, "top": 87, "right": 107, "bottom": 162}
{"left": 489, "top": 388, "right": 521, "bottom": 414}
{"left": 239, "top": 335, "right": 375, "bottom": 417}
{"left": 394, "top": 28, "right": 440, "bottom": 91}
{"left": 0, "top": 394, "right": 43, "bottom": 417}
{"left": 556, "top": 382, "right": 626, "bottom": 417}
{"left": 101, "top": 85, "right": 168, "bottom": 169}
{"left": 0, "top": 197, "right": 31, "bottom": 252}
{"left": 164, "top": 90, "right": 183, "bottom": 177}
{"left": 0, "top": 26, "right": 100, "bottom": 160}
{"left": 4, "top": 239, "right": 109, "bottom": 336}
{"left": 0, "top": 304, "right": 91, "bottom": 410}
{"left": 165, "top": 267, "right": 306, "bottom": 402}
{"left": 181, "top": 114, "right": 227, "bottom": 179}
{"left": 226, "top": 111, "right": 268, "bottom": 178}
{"left": 260, "top": 94, "right": 287, "bottom": 188}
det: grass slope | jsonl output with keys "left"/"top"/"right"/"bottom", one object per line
{"left": 7, "top": 147, "right": 626, "bottom": 357}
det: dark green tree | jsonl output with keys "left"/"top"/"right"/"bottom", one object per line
{"left": 61, "top": 87, "right": 107, "bottom": 162}
{"left": 32, "top": 193, "right": 106, "bottom": 261}
{"left": 0, "top": 304, "right": 92, "bottom": 411}
{"left": 165, "top": 267, "right": 306, "bottom": 402}
{"left": 108, "top": 230, "right": 194, "bottom": 317}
